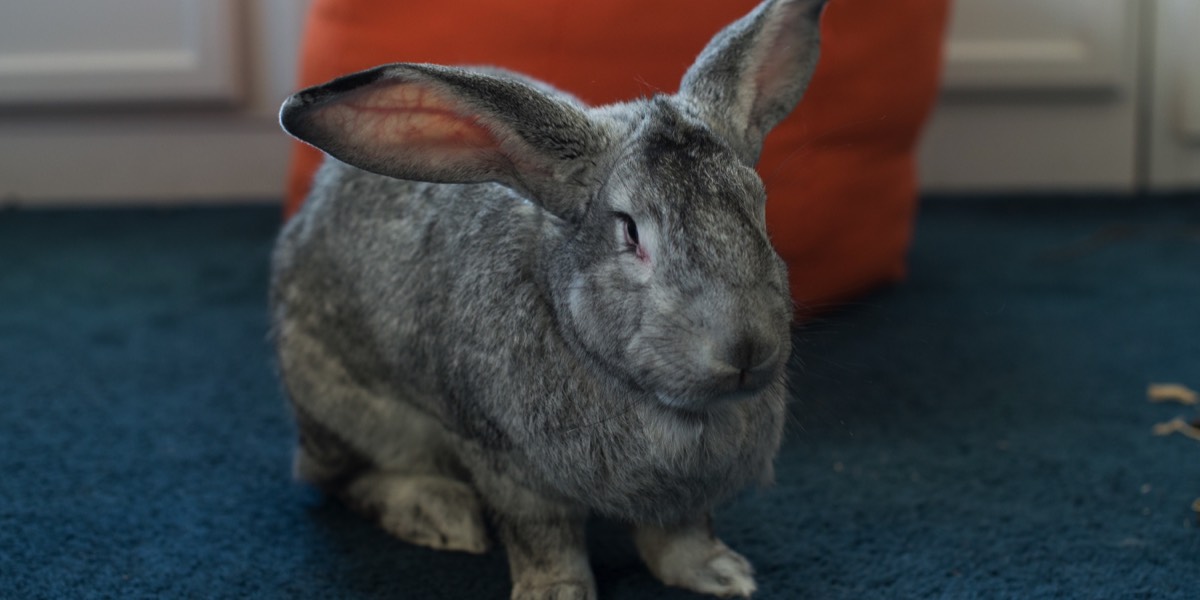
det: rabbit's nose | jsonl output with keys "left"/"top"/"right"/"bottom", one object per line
{"left": 722, "top": 335, "right": 779, "bottom": 392}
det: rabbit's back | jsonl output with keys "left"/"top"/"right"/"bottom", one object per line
{"left": 271, "top": 159, "right": 553, "bottom": 424}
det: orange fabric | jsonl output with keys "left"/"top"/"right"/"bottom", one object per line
{"left": 285, "top": 0, "right": 950, "bottom": 311}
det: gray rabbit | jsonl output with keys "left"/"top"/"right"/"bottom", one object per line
{"left": 271, "top": 0, "right": 827, "bottom": 597}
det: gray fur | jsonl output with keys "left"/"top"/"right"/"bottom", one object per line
{"left": 271, "top": 1, "right": 827, "bottom": 597}
{"left": 680, "top": 0, "right": 827, "bottom": 165}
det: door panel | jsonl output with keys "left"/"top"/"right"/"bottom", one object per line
{"left": 0, "top": 0, "right": 240, "bottom": 105}
{"left": 919, "top": 0, "right": 1140, "bottom": 192}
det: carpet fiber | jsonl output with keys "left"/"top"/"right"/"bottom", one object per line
{"left": 2, "top": 196, "right": 1198, "bottom": 599}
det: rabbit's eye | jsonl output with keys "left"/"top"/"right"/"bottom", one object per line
{"left": 622, "top": 215, "right": 639, "bottom": 246}
{"left": 614, "top": 212, "right": 647, "bottom": 261}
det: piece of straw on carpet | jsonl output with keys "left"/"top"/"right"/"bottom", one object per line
{"left": 1147, "top": 383, "right": 1198, "bottom": 405}
{"left": 1152, "top": 417, "right": 1200, "bottom": 441}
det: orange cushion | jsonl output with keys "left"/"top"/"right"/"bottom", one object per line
{"left": 285, "top": 0, "right": 949, "bottom": 313}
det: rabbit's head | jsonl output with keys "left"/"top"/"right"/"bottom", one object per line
{"left": 280, "top": 0, "right": 828, "bottom": 410}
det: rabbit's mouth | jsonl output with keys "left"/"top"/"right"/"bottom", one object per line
{"left": 655, "top": 385, "right": 773, "bottom": 413}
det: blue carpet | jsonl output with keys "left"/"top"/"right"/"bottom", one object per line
{"left": 1, "top": 196, "right": 1198, "bottom": 599}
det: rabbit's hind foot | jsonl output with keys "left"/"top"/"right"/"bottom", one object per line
{"left": 344, "top": 471, "right": 490, "bottom": 554}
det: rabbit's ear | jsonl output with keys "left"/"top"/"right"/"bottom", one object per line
{"left": 679, "top": 0, "right": 828, "bottom": 165}
{"left": 280, "top": 64, "right": 606, "bottom": 221}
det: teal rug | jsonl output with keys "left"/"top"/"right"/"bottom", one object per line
{"left": 2, "top": 195, "right": 1197, "bottom": 598}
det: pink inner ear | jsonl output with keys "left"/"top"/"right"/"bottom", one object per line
{"left": 323, "top": 82, "right": 503, "bottom": 154}
{"left": 751, "top": 4, "right": 811, "bottom": 117}
{"left": 753, "top": 37, "right": 794, "bottom": 99}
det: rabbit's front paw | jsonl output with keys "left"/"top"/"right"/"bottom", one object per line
{"left": 636, "top": 521, "right": 757, "bottom": 598}
{"left": 511, "top": 580, "right": 595, "bottom": 600}
{"left": 682, "top": 547, "right": 756, "bottom": 598}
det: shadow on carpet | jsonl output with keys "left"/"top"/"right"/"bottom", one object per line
{"left": 1, "top": 196, "right": 1197, "bottom": 599}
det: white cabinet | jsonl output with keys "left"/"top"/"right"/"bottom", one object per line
{"left": 1148, "top": 0, "right": 1200, "bottom": 188}
{"left": 919, "top": 0, "right": 1144, "bottom": 192}
{"left": 0, "top": 0, "right": 240, "bottom": 105}
{"left": 0, "top": 0, "right": 308, "bottom": 205}
{"left": 940, "top": 0, "right": 1137, "bottom": 93}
